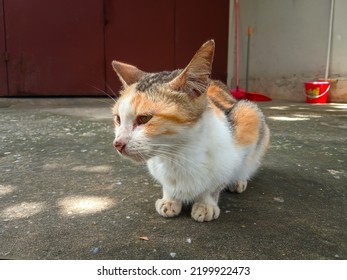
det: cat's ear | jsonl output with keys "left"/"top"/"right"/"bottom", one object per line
{"left": 112, "top": 61, "right": 145, "bottom": 88}
{"left": 169, "top": 40, "right": 215, "bottom": 97}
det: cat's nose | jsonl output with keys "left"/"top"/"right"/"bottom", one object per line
{"left": 113, "top": 139, "right": 127, "bottom": 153}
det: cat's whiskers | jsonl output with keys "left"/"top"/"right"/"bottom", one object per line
{"left": 153, "top": 151, "right": 190, "bottom": 171}
{"left": 90, "top": 85, "right": 118, "bottom": 105}
{"left": 130, "top": 142, "right": 231, "bottom": 183}
{"left": 106, "top": 84, "right": 119, "bottom": 100}
{"left": 134, "top": 143, "right": 190, "bottom": 170}
{"left": 151, "top": 152, "right": 191, "bottom": 173}
{"left": 148, "top": 143, "right": 202, "bottom": 171}
{"left": 151, "top": 143, "right": 232, "bottom": 182}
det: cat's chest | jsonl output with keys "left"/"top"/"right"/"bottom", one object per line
{"left": 147, "top": 155, "right": 204, "bottom": 186}
{"left": 146, "top": 110, "right": 242, "bottom": 194}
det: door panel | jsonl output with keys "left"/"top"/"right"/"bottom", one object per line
{"left": 175, "top": 0, "right": 229, "bottom": 82}
{"left": 105, "top": 0, "right": 175, "bottom": 95}
{"left": 0, "top": 0, "right": 8, "bottom": 96}
{"left": 5, "top": 0, "right": 105, "bottom": 96}
{"left": 2, "top": 0, "right": 228, "bottom": 97}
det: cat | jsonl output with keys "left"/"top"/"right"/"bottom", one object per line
{"left": 111, "top": 40, "right": 270, "bottom": 222}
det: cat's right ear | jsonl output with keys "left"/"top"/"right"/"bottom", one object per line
{"left": 168, "top": 40, "right": 215, "bottom": 97}
{"left": 112, "top": 61, "right": 145, "bottom": 88}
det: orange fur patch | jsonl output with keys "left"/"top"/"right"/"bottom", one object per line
{"left": 145, "top": 118, "right": 179, "bottom": 136}
{"left": 207, "top": 82, "right": 234, "bottom": 110}
{"left": 129, "top": 92, "right": 199, "bottom": 136}
{"left": 209, "top": 102, "right": 224, "bottom": 118}
{"left": 207, "top": 81, "right": 235, "bottom": 119}
{"left": 130, "top": 92, "right": 153, "bottom": 115}
{"left": 232, "top": 103, "right": 260, "bottom": 146}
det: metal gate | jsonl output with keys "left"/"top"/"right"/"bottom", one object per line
{"left": 0, "top": 0, "right": 228, "bottom": 97}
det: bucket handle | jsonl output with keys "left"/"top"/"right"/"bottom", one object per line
{"left": 305, "top": 84, "right": 330, "bottom": 99}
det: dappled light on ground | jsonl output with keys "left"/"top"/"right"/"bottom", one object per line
{"left": 58, "top": 196, "right": 115, "bottom": 216}
{"left": 0, "top": 202, "right": 46, "bottom": 220}
{"left": 328, "top": 103, "right": 347, "bottom": 110}
{"left": 71, "top": 165, "right": 112, "bottom": 173}
{"left": 43, "top": 163, "right": 113, "bottom": 173}
{"left": 269, "top": 106, "right": 290, "bottom": 110}
{"left": 294, "top": 114, "right": 321, "bottom": 119}
{"left": 268, "top": 116, "right": 310, "bottom": 121}
{"left": 0, "top": 184, "right": 16, "bottom": 197}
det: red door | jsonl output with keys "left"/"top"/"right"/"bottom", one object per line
{"left": 175, "top": 0, "right": 229, "bottom": 82}
{"left": 104, "top": 0, "right": 175, "bottom": 95}
{"left": 4, "top": 0, "right": 105, "bottom": 96}
{"left": 0, "top": 0, "right": 8, "bottom": 96}
{"left": 1, "top": 0, "right": 229, "bottom": 97}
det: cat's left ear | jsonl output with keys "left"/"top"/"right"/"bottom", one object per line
{"left": 112, "top": 61, "right": 145, "bottom": 88}
{"left": 169, "top": 40, "right": 215, "bottom": 97}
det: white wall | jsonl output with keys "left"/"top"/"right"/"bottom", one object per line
{"left": 227, "top": 0, "right": 347, "bottom": 102}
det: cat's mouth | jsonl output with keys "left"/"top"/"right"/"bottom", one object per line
{"left": 113, "top": 138, "right": 152, "bottom": 162}
{"left": 114, "top": 145, "right": 148, "bottom": 163}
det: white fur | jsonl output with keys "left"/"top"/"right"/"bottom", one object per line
{"left": 147, "top": 108, "right": 244, "bottom": 202}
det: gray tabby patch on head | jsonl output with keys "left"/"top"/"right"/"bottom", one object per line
{"left": 136, "top": 69, "right": 182, "bottom": 92}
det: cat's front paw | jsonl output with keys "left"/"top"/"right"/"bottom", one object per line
{"left": 191, "top": 203, "right": 220, "bottom": 222}
{"left": 155, "top": 199, "right": 182, "bottom": 218}
{"left": 229, "top": 180, "right": 248, "bottom": 193}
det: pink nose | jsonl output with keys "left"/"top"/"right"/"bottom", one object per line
{"left": 113, "top": 139, "right": 126, "bottom": 153}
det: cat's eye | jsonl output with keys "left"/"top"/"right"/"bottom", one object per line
{"left": 135, "top": 115, "right": 152, "bottom": 125}
{"left": 115, "top": 115, "right": 121, "bottom": 125}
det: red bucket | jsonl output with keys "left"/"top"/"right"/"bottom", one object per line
{"left": 304, "top": 81, "right": 330, "bottom": 104}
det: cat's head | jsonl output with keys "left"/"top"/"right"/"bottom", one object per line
{"left": 112, "top": 40, "right": 215, "bottom": 162}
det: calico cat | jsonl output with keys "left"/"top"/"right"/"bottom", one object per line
{"left": 112, "top": 40, "right": 270, "bottom": 222}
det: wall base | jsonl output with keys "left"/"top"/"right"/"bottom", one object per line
{"left": 242, "top": 76, "right": 347, "bottom": 103}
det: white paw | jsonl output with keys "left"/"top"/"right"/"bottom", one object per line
{"left": 155, "top": 199, "right": 182, "bottom": 218}
{"left": 191, "top": 203, "right": 220, "bottom": 222}
{"left": 229, "top": 180, "right": 248, "bottom": 193}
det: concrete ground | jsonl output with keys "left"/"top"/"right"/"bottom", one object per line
{"left": 0, "top": 98, "right": 346, "bottom": 260}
